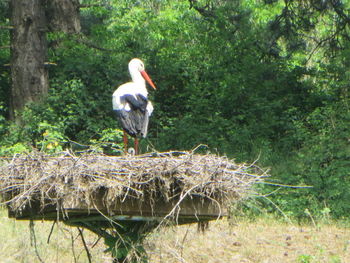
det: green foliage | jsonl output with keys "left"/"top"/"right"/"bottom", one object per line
{"left": 0, "top": 142, "right": 30, "bottom": 156}
{"left": 297, "top": 254, "right": 314, "bottom": 263}
{"left": 36, "top": 122, "right": 65, "bottom": 153}
{"left": 89, "top": 128, "right": 124, "bottom": 155}
{"left": 0, "top": 2, "right": 10, "bottom": 118}
{"left": 293, "top": 104, "right": 350, "bottom": 218}
{"left": 1, "top": 0, "right": 350, "bottom": 218}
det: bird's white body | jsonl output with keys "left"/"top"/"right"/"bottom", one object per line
{"left": 112, "top": 82, "right": 153, "bottom": 115}
{"left": 112, "top": 58, "right": 155, "bottom": 141}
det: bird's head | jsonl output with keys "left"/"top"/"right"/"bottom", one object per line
{"left": 129, "top": 58, "right": 145, "bottom": 72}
{"left": 129, "top": 58, "right": 156, "bottom": 90}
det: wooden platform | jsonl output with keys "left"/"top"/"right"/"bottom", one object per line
{"left": 8, "top": 191, "right": 226, "bottom": 225}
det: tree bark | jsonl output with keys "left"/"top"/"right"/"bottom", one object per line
{"left": 10, "top": 0, "right": 48, "bottom": 119}
{"left": 46, "top": 0, "right": 81, "bottom": 33}
{"left": 9, "top": 0, "right": 81, "bottom": 120}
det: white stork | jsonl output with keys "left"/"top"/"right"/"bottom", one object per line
{"left": 112, "top": 58, "right": 156, "bottom": 154}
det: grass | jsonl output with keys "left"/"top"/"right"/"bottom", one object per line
{"left": 0, "top": 208, "right": 111, "bottom": 263}
{"left": 1, "top": 208, "right": 350, "bottom": 263}
{"left": 146, "top": 216, "right": 350, "bottom": 263}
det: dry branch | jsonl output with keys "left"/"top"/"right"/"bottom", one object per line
{"left": 0, "top": 151, "right": 267, "bottom": 220}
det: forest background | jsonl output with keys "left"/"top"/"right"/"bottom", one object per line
{"left": 0, "top": 0, "right": 349, "bottom": 220}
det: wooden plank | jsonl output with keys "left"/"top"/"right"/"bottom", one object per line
{"left": 8, "top": 192, "right": 226, "bottom": 225}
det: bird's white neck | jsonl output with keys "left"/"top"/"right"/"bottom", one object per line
{"left": 129, "top": 68, "right": 148, "bottom": 95}
{"left": 129, "top": 68, "right": 145, "bottom": 84}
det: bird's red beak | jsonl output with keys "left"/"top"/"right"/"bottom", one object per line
{"left": 141, "top": 70, "right": 156, "bottom": 90}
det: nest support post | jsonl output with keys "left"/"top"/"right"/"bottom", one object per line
{"left": 66, "top": 220, "right": 158, "bottom": 263}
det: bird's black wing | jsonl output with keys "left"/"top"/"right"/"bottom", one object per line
{"left": 114, "top": 110, "right": 141, "bottom": 137}
{"left": 121, "top": 94, "right": 148, "bottom": 112}
{"left": 115, "top": 94, "right": 150, "bottom": 138}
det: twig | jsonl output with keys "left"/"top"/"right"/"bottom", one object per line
{"left": 190, "top": 144, "right": 208, "bottom": 153}
{"left": 47, "top": 220, "right": 56, "bottom": 244}
{"left": 260, "top": 195, "right": 294, "bottom": 225}
{"left": 259, "top": 181, "right": 313, "bottom": 188}
{"left": 78, "top": 227, "right": 92, "bottom": 263}
{"left": 30, "top": 220, "right": 45, "bottom": 263}
{"left": 155, "top": 183, "right": 204, "bottom": 231}
{"left": 180, "top": 225, "right": 190, "bottom": 261}
{"left": 0, "top": 26, "right": 14, "bottom": 29}
{"left": 256, "top": 187, "right": 282, "bottom": 198}
{"left": 74, "top": 36, "right": 118, "bottom": 53}
{"left": 91, "top": 236, "right": 102, "bottom": 248}
{"left": 70, "top": 228, "right": 78, "bottom": 263}
{"left": 304, "top": 208, "right": 319, "bottom": 230}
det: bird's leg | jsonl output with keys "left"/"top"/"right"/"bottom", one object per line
{"left": 134, "top": 138, "right": 139, "bottom": 155}
{"left": 123, "top": 131, "right": 128, "bottom": 154}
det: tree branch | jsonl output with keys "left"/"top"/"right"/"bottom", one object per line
{"left": 74, "top": 37, "right": 117, "bottom": 52}
{"left": 188, "top": 0, "right": 216, "bottom": 18}
{"left": 330, "top": 0, "right": 350, "bottom": 24}
{"left": 0, "top": 25, "right": 14, "bottom": 30}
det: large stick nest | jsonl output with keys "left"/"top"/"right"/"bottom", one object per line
{"left": 0, "top": 150, "right": 268, "bottom": 215}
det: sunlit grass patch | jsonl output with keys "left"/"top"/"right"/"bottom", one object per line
{"left": 1, "top": 208, "right": 349, "bottom": 263}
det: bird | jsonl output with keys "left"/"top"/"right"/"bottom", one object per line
{"left": 112, "top": 58, "right": 156, "bottom": 155}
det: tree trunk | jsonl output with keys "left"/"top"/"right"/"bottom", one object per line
{"left": 46, "top": 0, "right": 81, "bottom": 33}
{"left": 9, "top": 0, "right": 80, "bottom": 120}
{"left": 9, "top": 0, "right": 48, "bottom": 120}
